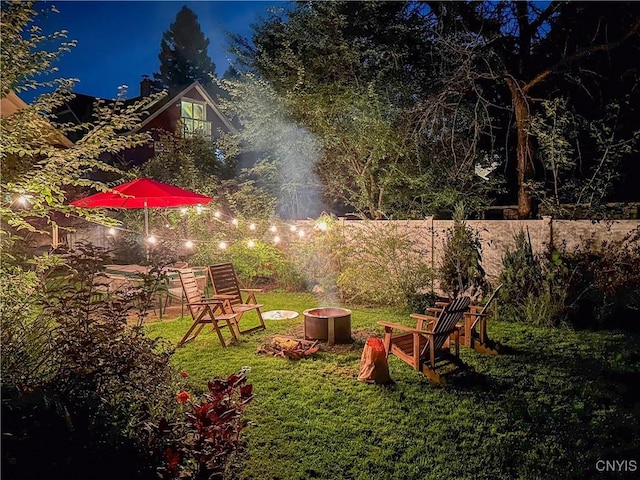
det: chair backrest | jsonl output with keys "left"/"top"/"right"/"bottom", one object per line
{"left": 430, "top": 296, "right": 471, "bottom": 352}
{"left": 209, "top": 263, "right": 242, "bottom": 306}
{"left": 178, "top": 269, "right": 204, "bottom": 317}
{"left": 478, "top": 284, "right": 503, "bottom": 315}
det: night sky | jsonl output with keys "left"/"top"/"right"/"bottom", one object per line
{"left": 25, "top": 0, "right": 288, "bottom": 102}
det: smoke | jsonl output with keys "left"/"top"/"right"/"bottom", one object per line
{"left": 225, "top": 75, "right": 325, "bottom": 220}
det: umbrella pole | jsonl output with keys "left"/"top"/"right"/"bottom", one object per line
{"left": 144, "top": 200, "right": 149, "bottom": 261}
{"left": 144, "top": 200, "right": 149, "bottom": 236}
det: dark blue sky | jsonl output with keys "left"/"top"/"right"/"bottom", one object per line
{"left": 26, "top": 1, "right": 288, "bottom": 101}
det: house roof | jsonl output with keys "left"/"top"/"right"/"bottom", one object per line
{"left": 51, "top": 81, "right": 237, "bottom": 138}
{"left": 131, "top": 81, "right": 237, "bottom": 134}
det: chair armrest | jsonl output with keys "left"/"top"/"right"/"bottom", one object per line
{"left": 211, "top": 294, "right": 238, "bottom": 300}
{"left": 377, "top": 321, "right": 426, "bottom": 335}
{"left": 240, "top": 288, "right": 263, "bottom": 293}
{"left": 426, "top": 307, "right": 443, "bottom": 314}
{"left": 189, "top": 301, "right": 223, "bottom": 307}
{"left": 409, "top": 313, "right": 438, "bottom": 322}
{"left": 435, "top": 301, "right": 450, "bottom": 307}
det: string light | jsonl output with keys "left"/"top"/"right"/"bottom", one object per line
{"left": 218, "top": 241, "right": 228, "bottom": 250}
{"left": 214, "top": 211, "right": 221, "bottom": 218}
{"left": 316, "top": 221, "right": 328, "bottom": 231}
{"left": 298, "top": 230, "right": 305, "bottom": 238}
{"left": 146, "top": 235, "right": 157, "bottom": 244}
{"left": 273, "top": 235, "right": 281, "bottom": 244}
{"left": 247, "top": 240, "right": 255, "bottom": 248}
{"left": 270, "top": 225, "right": 277, "bottom": 233}
{"left": 231, "top": 218, "right": 239, "bottom": 226}
{"left": 18, "top": 195, "right": 29, "bottom": 206}
{"left": 290, "top": 225, "right": 297, "bottom": 232}
{"left": 249, "top": 223, "right": 256, "bottom": 231}
{"left": 108, "top": 227, "right": 116, "bottom": 236}
{"left": 180, "top": 208, "right": 188, "bottom": 215}
{"left": 184, "top": 240, "right": 194, "bottom": 249}
{"left": 196, "top": 205, "right": 203, "bottom": 214}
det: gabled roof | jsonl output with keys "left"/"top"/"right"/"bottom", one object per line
{"left": 131, "top": 81, "right": 237, "bottom": 134}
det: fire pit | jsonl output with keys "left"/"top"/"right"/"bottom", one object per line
{"left": 303, "top": 307, "right": 352, "bottom": 344}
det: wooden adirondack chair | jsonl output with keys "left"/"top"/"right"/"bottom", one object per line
{"left": 460, "top": 284, "right": 503, "bottom": 355}
{"left": 377, "top": 296, "right": 471, "bottom": 384}
{"left": 208, "top": 263, "right": 266, "bottom": 334}
{"left": 177, "top": 269, "right": 239, "bottom": 347}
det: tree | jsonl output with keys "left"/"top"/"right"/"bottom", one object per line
{"left": 228, "top": 1, "right": 499, "bottom": 219}
{"left": 426, "top": 1, "right": 640, "bottom": 218}
{"left": 0, "top": 1, "right": 158, "bottom": 250}
{"left": 154, "top": 5, "right": 216, "bottom": 92}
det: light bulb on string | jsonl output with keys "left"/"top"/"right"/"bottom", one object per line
{"left": 218, "top": 241, "right": 228, "bottom": 250}
{"left": 316, "top": 221, "right": 328, "bottom": 232}
{"left": 196, "top": 205, "right": 203, "bottom": 214}
{"left": 247, "top": 240, "right": 256, "bottom": 248}
{"left": 298, "top": 230, "right": 305, "bottom": 238}
{"left": 146, "top": 235, "right": 157, "bottom": 244}
{"left": 231, "top": 218, "right": 239, "bottom": 226}
{"left": 180, "top": 208, "right": 188, "bottom": 215}
{"left": 273, "top": 236, "right": 281, "bottom": 244}
{"left": 185, "top": 240, "right": 194, "bottom": 249}
{"left": 290, "top": 225, "right": 297, "bottom": 232}
{"left": 249, "top": 223, "right": 256, "bottom": 231}
{"left": 214, "top": 211, "right": 221, "bottom": 218}
{"left": 18, "top": 195, "right": 29, "bottom": 206}
{"left": 270, "top": 225, "right": 277, "bottom": 233}
{"left": 108, "top": 227, "right": 116, "bottom": 236}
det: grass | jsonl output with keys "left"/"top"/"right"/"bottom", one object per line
{"left": 146, "top": 292, "right": 640, "bottom": 480}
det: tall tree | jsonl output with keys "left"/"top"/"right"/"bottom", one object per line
{"left": 154, "top": 5, "right": 216, "bottom": 91}
{"left": 228, "top": 1, "right": 498, "bottom": 218}
{"left": 427, "top": 1, "right": 640, "bottom": 218}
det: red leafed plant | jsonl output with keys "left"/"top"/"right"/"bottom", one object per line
{"left": 153, "top": 371, "right": 254, "bottom": 480}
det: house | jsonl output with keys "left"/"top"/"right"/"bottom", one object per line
{"left": 52, "top": 77, "right": 238, "bottom": 167}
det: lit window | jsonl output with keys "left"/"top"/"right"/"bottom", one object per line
{"left": 181, "top": 99, "right": 212, "bottom": 139}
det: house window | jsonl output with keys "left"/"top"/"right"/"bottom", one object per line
{"left": 181, "top": 99, "right": 212, "bottom": 139}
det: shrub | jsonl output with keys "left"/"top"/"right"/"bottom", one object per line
{"left": 498, "top": 229, "right": 564, "bottom": 326}
{"left": 331, "top": 219, "right": 434, "bottom": 308}
{"left": 1, "top": 243, "right": 182, "bottom": 479}
{"left": 437, "top": 202, "right": 487, "bottom": 298}
{"left": 560, "top": 226, "right": 640, "bottom": 330}
{"left": 149, "top": 370, "right": 254, "bottom": 480}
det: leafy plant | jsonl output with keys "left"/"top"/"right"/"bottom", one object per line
{"left": 1, "top": 243, "right": 183, "bottom": 479}
{"left": 332, "top": 219, "right": 434, "bottom": 308}
{"left": 437, "top": 202, "right": 487, "bottom": 298}
{"left": 150, "top": 371, "right": 254, "bottom": 480}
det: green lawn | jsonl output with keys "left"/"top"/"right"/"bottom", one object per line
{"left": 147, "top": 293, "right": 640, "bottom": 480}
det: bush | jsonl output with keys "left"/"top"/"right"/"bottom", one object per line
{"left": 1, "top": 244, "right": 180, "bottom": 479}
{"left": 150, "top": 370, "right": 254, "bottom": 480}
{"left": 331, "top": 220, "right": 434, "bottom": 308}
{"left": 560, "top": 226, "right": 640, "bottom": 330}
{"left": 497, "top": 229, "right": 564, "bottom": 326}
{"left": 437, "top": 202, "right": 487, "bottom": 298}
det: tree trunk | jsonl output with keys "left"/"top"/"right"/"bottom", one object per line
{"left": 505, "top": 77, "right": 535, "bottom": 219}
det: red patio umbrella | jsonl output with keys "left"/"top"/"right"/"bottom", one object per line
{"left": 70, "top": 178, "right": 213, "bottom": 235}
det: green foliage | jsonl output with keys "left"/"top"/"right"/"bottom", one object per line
{"left": 497, "top": 228, "right": 565, "bottom": 327}
{"left": 154, "top": 5, "right": 216, "bottom": 91}
{"left": 531, "top": 98, "right": 640, "bottom": 219}
{"left": 139, "top": 133, "right": 236, "bottom": 197}
{"left": 437, "top": 203, "right": 487, "bottom": 298}
{"left": 333, "top": 220, "right": 434, "bottom": 308}
{"left": 1, "top": 1, "right": 157, "bottom": 241}
{"left": 1, "top": 243, "right": 184, "bottom": 479}
{"left": 559, "top": 226, "right": 640, "bottom": 329}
